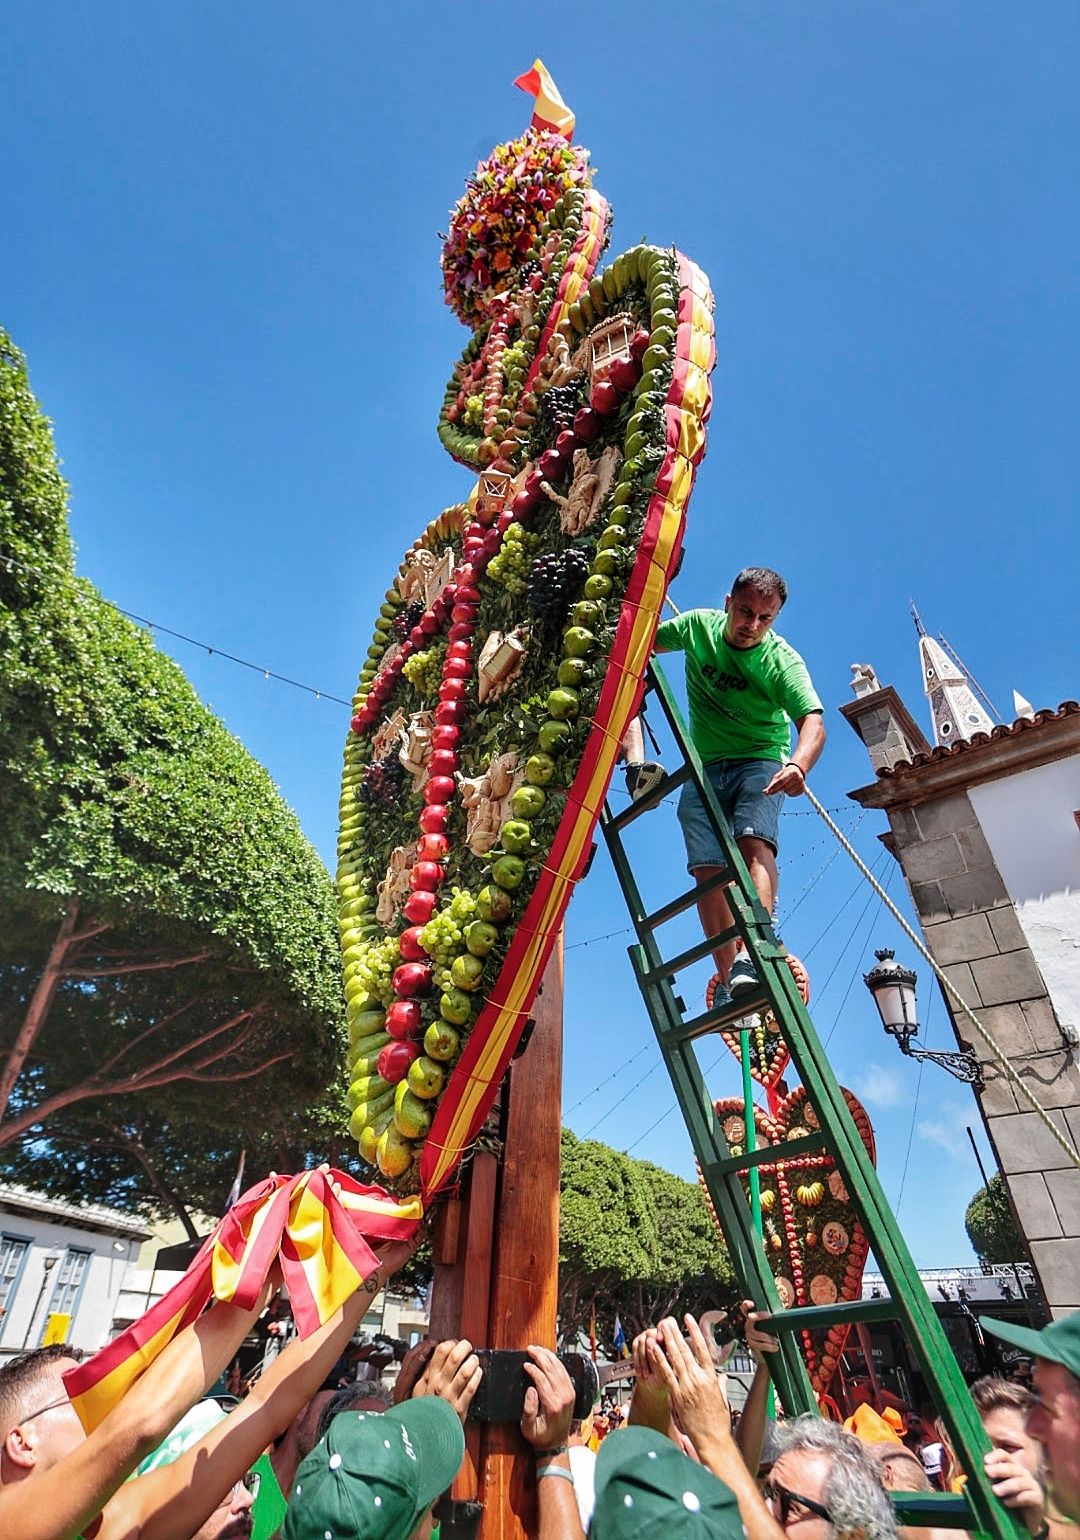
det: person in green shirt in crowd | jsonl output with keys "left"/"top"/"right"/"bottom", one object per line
{"left": 623, "top": 566, "right": 825, "bottom": 1001}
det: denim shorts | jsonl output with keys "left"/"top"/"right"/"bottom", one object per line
{"left": 676, "top": 758, "right": 785, "bottom": 871}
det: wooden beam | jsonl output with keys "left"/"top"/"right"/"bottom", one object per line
{"left": 479, "top": 938, "right": 564, "bottom": 1540}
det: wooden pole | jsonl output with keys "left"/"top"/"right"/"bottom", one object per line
{"left": 479, "top": 937, "right": 564, "bottom": 1540}
{"left": 427, "top": 937, "right": 564, "bottom": 1539}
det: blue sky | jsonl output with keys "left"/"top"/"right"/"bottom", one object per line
{"left": 3, "top": 3, "right": 1077, "bottom": 1266}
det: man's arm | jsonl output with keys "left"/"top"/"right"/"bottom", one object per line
{"left": 732, "top": 1306, "right": 779, "bottom": 1474}
{"left": 101, "top": 1237, "right": 416, "bottom": 1540}
{"left": 649, "top": 1316, "right": 787, "bottom": 1540}
{"left": 520, "top": 1346, "right": 587, "bottom": 1540}
{"left": 0, "top": 1292, "right": 272, "bottom": 1540}
{"left": 764, "top": 711, "right": 825, "bottom": 797}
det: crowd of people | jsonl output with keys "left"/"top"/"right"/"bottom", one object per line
{"left": 4, "top": 1254, "right": 1080, "bottom": 1540}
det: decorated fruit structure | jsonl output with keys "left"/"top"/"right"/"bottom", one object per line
{"left": 338, "top": 93, "right": 716, "bottom": 1201}
{"left": 703, "top": 1086, "right": 876, "bottom": 1398}
{"left": 706, "top": 952, "right": 811, "bottom": 1106}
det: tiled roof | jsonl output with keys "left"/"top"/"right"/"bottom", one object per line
{"left": 877, "top": 701, "right": 1080, "bottom": 779}
{"left": 0, "top": 1183, "right": 150, "bottom": 1238}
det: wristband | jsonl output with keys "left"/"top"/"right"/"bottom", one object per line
{"left": 536, "top": 1464, "right": 574, "bottom": 1484}
{"left": 535, "top": 1443, "right": 569, "bottom": 1458}
{"left": 784, "top": 761, "right": 806, "bottom": 779}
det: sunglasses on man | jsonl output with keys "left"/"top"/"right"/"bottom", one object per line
{"left": 762, "top": 1478, "right": 834, "bottom": 1527}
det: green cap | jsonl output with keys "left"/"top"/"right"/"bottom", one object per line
{"left": 983, "top": 1311, "right": 1080, "bottom": 1378}
{"left": 592, "top": 1426, "right": 745, "bottom": 1539}
{"left": 282, "top": 1397, "right": 464, "bottom": 1540}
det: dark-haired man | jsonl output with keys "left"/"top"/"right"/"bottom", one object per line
{"left": 626, "top": 567, "right": 824, "bottom": 998}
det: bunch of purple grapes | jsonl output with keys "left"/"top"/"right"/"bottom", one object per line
{"left": 360, "top": 752, "right": 407, "bottom": 808}
{"left": 392, "top": 599, "right": 425, "bottom": 641}
{"left": 537, "top": 384, "right": 581, "bottom": 440}
{"left": 528, "top": 547, "right": 590, "bottom": 623}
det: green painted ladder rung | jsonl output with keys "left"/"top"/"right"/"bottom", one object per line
{"left": 667, "top": 990, "right": 772, "bottom": 1040}
{"left": 759, "top": 1298, "right": 899, "bottom": 1332}
{"left": 596, "top": 659, "right": 1027, "bottom": 1540}
{"left": 638, "top": 927, "right": 741, "bottom": 984}
{"left": 605, "top": 764, "right": 690, "bottom": 832}
{"left": 702, "top": 1133, "right": 826, "bottom": 1178}
{"left": 893, "top": 1494, "right": 974, "bottom": 1528}
{"left": 640, "top": 868, "right": 735, "bottom": 931}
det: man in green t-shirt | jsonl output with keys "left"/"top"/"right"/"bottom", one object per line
{"left": 624, "top": 566, "right": 824, "bottom": 1000}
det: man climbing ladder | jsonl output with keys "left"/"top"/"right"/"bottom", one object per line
{"left": 623, "top": 565, "right": 826, "bottom": 1001}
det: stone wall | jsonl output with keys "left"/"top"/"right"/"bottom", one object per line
{"left": 885, "top": 789, "right": 1080, "bottom": 1316}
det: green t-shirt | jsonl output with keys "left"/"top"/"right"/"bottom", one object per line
{"left": 654, "top": 608, "right": 822, "bottom": 763}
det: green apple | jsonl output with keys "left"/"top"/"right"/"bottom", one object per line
{"left": 464, "top": 919, "right": 499, "bottom": 956}
{"left": 406, "top": 1056, "right": 446, "bottom": 1100}
{"left": 451, "top": 952, "right": 485, "bottom": 992}
{"left": 524, "top": 753, "right": 556, "bottom": 786}
{"left": 424, "top": 1021, "right": 462, "bottom": 1062}
{"left": 511, "top": 785, "right": 546, "bottom": 818}
{"left": 477, "top": 885, "right": 513, "bottom": 923}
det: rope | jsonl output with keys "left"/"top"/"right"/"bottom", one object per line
{"left": 803, "top": 784, "right": 1080, "bottom": 1169}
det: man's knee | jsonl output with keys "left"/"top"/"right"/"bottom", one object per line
{"left": 736, "top": 836, "right": 775, "bottom": 867}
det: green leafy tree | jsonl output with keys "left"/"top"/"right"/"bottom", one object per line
{"left": 0, "top": 327, "right": 344, "bottom": 1202}
{"left": 558, "top": 1129, "right": 734, "bottom": 1347}
{"left": 965, "top": 1172, "right": 1024, "bottom": 1265}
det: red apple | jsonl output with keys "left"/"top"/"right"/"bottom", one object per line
{"left": 350, "top": 713, "right": 366, "bottom": 734}
{"left": 443, "top": 658, "right": 470, "bottom": 682}
{"left": 418, "top": 804, "right": 448, "bottom": 832}
{"left": 427, "top": 750, "right": 458, "bottom": 778}
{"left": 415, "top": 832, "right": 450, "bottom": 861}
{"left": 539, "top": 447, "right": 566, "bottom": 479}
{"left": 393, "top": 961, "right": 433, "bottom": 996}
{"left": 385, "top": 999, "right": 423, "bottom": 1038}
{"left": 572, "top": 406, "right": 600, "bottom": 442}
{"left": 420, "top": 612, "right": 440, "bottom": 636}
{"left": 456, "top": 564, "right": 477, "bottom": 586}
{"left": 410, "top": 625, "right": 426, "bottom": 648}
{"left": 388, "top": 655, "right": 405, "bottom": 675}
{"left": 435, "top": 699, "right": 466, "bottom": 724}
{"left": 609, "top": 356, "right": 640, "bottom": 394}
{"left": 483, "top": 528, "right": 502, "bottom": 555}
{"left": 402, "top": 890, "right": 437, "bottom": 925}
{"left": 377, "top": 1040, "right": 422, "bottom": 1083}
{"left": 450, "top": 606, "right": 477, "bottom": 627}
{"left": 456, "top": 584, "right": 481, "bottom": 604}
{"left": 398, "top": 926, "right": 427, "bottom": 961}
{"left": 439, "top": 678, "right": 467, "bottom": 702}
{"left": 524, "top": 469, "right": 545, "bottom": 500}
{"left": 591, "top": 380, "right": 621, "bottom": 414}
{"left": 431, "top": 723, "right": 461, "bottom": 748}
{"left": 630, "top": 328, "right": 650, "bottom": 362}
{"left": 446, "top": 642, "right": 472, "bottom": 664}
{"left": 555, "top": 428, "right": 577, "bottom": 457}
{"left": 424, "top": 774, "right": 456, "bottom": 803}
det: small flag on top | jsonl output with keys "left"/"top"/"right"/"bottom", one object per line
{"left": 613, "top": 1315, "right": 629, "bottom": 1359}
{"left": 514, "top": 59, "right": 575, "bottom": 141}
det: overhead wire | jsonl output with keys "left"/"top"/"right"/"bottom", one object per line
{"left": 2, "top": 550, "right": 351, "bottom": 706}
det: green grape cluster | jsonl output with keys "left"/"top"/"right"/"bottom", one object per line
{"left": 463, "top": 394, "right": 484, "bottom": 429}
{"left": 419, "top": 887, "right": 478, "bottom": 969}
{"left": 501, "top": 340, "right": 528, "bottom": 382}
{"left": 403, "top": 646, "right": 444, "bottom": 697}
{"left": 487, "top": 524, "right": 539, "bottom": 597}
{"left": 351, "top": 935, "right": 401, "bottom": 1007}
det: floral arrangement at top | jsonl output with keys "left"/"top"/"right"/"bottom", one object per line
{"left": 441, "top": 128, "right": 593, "bottom": 326}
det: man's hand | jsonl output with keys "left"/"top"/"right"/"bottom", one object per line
{"left": 521, "top": 1345, "right": 575, "bottom": 1452}
{"left": 649, "top": 1316, "right": 732, "bottom": 1457}
{"left": 984, "top": 1448, "right": 1047, "bottom": 1533}
{"left": 414, "top": 1338, "right": 483, "bottom": 1422}
{"left": 743, "top": 1305, "right": 780, "bottom": 1365}
{"left": 764, "top": 762, "right": 806, "bottom": 797}
{"left": 629, "top": 1327, "right": 671, "bottom": 1434}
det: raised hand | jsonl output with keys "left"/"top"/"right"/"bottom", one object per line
{"left": 648, "top": 1315, "right": 732, "bottom": 1456}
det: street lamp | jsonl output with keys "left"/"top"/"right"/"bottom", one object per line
{"left": 863, "top": 949, "right": 983, "bottom": 1087}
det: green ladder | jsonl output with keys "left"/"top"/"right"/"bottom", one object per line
{"left": 599, "top": 661, "right": 1023, "bottom": 1540}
